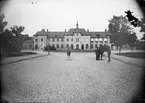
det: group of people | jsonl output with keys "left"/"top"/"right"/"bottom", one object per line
{"left": 66, "top": 44, "right": 111, "bottom": 62}
{"left": 94, "top": 44, "right": 111, "bottom": 62}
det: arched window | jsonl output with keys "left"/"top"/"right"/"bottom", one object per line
{"left": 67, "top": 38, "right": 69, "bottom": 42}
{"left": 66, "top": 44, "right": 69, "bottom": 48}
{"left": 35, "top": 44, "right": 38, "bottom": 50}
{"left": 35, "top": 39, "right": 38, "bottom": 42}
{"left": 61, "top": 44, "right": 63, "bottom": 48}
{"left": 86, "top": 44, "right": 88, "bottom": 49}
{"left": 57, "top": 44, "right": 59, "bottom": 48}
{"left": 71, "top": 44, "right": 73, "bottom": 49}
{"left": 81, "top": 44, "right": 84, "bottom": 50}
{"left": 71, "top": 38, "right": 73, "bottom": 42}
{"left": 41, "top": 38, "right": 43, "bottom": 42}
{"left": 91, "top": 44, "right": 93, "bottom": 48}
{"left": 95, "top": 44, "right": 98, "bottom": 48}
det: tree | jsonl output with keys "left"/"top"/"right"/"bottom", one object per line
{"left": 108, "top": 15, "right": 132, "bottom": 53}
{"left": 0, "top": 13, "right": 7, "bottom": 33}
{"left": 127, "top": 32, "right": 137, "bottom": 52}
{"left": 125, "top": 10, "right": 138, "bottom": 27}
{"left": 141, "top": 34, "right": 145, "bottom": 40}
{"left": 138, "top": 17, "right": 145, "bottom": 40}
{"left": 0, "top": 13, "right": 8, "bottom": 58}
{"left": 11, "top": 25, "right": 25, "bottom": 52}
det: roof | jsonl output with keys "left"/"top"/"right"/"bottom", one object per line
{"left": 68, "top": 28, "right": 87, "bottom": 34}
{"left": 33, "top": 28, "right": 111, "bottom": 38}
{"left": 23, "top": 38, "right": 33, "bottom": 44}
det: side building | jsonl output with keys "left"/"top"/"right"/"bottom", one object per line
{"left": 33, "top": 23, "right": 111, "bottom": 51}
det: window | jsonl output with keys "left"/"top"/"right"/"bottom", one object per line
{"left": 41, "top": 38, "right": 43, "bottom": 42}
{"left": 67, "top": 38, "right": 69, "bottom": 42}
{"left": 95, "top": 38, "right": 98, "bottom": 41}
{"left": 35, "top": 39, "right": 38, "bottom": 42}
{"left": 95, "top": 44, "right": 98, "bottom": 48}
{"left": 91, "top": 44, "right": 93, "bottom": 48}
{"left": 86, "top": 44, "right": 88, "bottom": 49}
{"left": 99, "top": 38, "right": 102, "bottom": 41}
{"left": 95, "top": 41, "right": 98, "bottom": 43}
{"left": 91, "top": 38, "right": 94, "bottom": 41}
{"left": 57, "top": 44, "right": 59, "bottom": 48}
{"left": 71, "top": 38, "right": 73, "bottom": 42}
{"left": 57, "top": 38, "right": 59, "bottom": 42}
{"left": 71, "top": 44, "right": 73, "bottom": 49}
{"left": 52, "top": 44, "right": 55, "bottom": 47}
{"left": 52, "top": 38, "right": 54, "bottom": 42}
{"left": 61, "top": 44, "right": 63, "bottom": 48}
{"left": 76, "top": 38, "right": 79, "bottom": 42}
{"left": 66, "top": 44, "right": 69, "bottom": 48}
{"left": 104, "top": 38, "right": 107, "bottom": 41}
{"left": 61, "top": 38, "right": 63, "bottom": 42}
{"left": 35, "top": 44, "right": 38, "bottom": 50}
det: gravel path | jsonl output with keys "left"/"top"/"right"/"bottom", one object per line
{"left": 1, "top": 52, "right": 144, "bottom": 103}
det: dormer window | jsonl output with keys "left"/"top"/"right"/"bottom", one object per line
{"left": 41, "top": 38, "right": 43, "bottom": 42}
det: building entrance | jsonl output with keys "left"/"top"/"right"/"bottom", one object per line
{"left": 76, "top": 44, "right": 79, "bottom": 50}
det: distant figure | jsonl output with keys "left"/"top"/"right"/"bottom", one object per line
{"left": 107, "top": 45, "right": 111, "bottom": 62}
{"left": 95, "top": 46, "right": 100, "bottom": 60}
{"left": 99, "top": 44, "right": 104, "bottom": 60}
{"left": 67, "top": 47, "right": 71, "bottom": 60}
{"left": 48, "top": 45, "right": 50, "bottom": 55}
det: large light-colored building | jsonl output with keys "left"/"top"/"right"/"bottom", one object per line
{"left": 33, "top": 22, "right": 111, "bottom": 50}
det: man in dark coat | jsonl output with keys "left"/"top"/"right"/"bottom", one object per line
{"left": 67, "top": 47, "right": 71, "bottom": 60}
{"left": 99, "top": 44, "right": 104, "bottom": 60}
{"left": 95, "top": 46, "right": 100, "bottom": 60}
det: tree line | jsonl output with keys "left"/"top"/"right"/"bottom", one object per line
{"left": 108, "top": 13, "right": 145, "bottom": 52}
{"left": 0, "top": 13, "right": 31, "bottom": 53}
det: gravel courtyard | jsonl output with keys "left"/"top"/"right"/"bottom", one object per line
{"left": 1, "top": 52, "right": 144, "bottom": 103}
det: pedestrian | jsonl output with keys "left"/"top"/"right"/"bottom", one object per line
{"left": 107, "top": 45, "right": 111, "bottom": 62}
{"left": 48, "top": 45, "right": 50, "bottom": 55}
{"left": 99, "top": 44, "right": 104, "bottom": 60}
{"left": 67, "top": 47, "right": 71, "bottom": 60}
{"left": 95, "top": 46, "right": 100, "bottom": 60}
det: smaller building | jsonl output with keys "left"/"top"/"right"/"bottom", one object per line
{"left": 22, "top": 38, "right": 34, "bottom": 50}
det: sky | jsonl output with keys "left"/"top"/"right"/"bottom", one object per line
{"left": 0, "top": 0, "right": 144, "bottom": 39}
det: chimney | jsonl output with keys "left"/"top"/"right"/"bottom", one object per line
{"left": 105, "top": 29, "right": 107, "bottom": 32}
{"left": 87, "top": 29, "right": 89, "bottom": 32}
{"left": 65, "top": 29, "right": 67, "bottom": 32}
{"left": 47, "top": 29, "right": 49, "bottom": 32}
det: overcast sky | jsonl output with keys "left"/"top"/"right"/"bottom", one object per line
{"left": 0, "top": 0, "right": 144, "bottom": 39}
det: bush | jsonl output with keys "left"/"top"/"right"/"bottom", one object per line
{"left": 135, "top": 41, "right": 145, "bottom": 50}
{"left": 43, "top": 45, "right": 56, "bottom": 51}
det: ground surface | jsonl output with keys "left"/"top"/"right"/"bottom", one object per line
{"left": 115, "top": 52, "right": 145, "bottom": 59}
{"left": 1, "top": 52, "right": 144, "bottom": 103}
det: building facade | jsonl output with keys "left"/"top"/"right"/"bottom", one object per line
{"left": 33, "top": 23, "right": 111, "bottom": 50}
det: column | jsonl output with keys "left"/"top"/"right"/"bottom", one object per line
{"left": 107, "top": 36, "right": 110, "bottom": 45}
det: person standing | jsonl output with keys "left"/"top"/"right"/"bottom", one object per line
{"left": 48, "top": 45, "right": 50, "bottom": 55}
{"left": 99, "top": 44, "right": 104, "bottom": 60}
{"left": 67, "top": 47, "right": 71, "bottom": 60}
{"left": 95, "top": 46, "right": 100, "bottom": 60}
{"left": 107, "top": 45, "right": 111, "bottom": 62}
